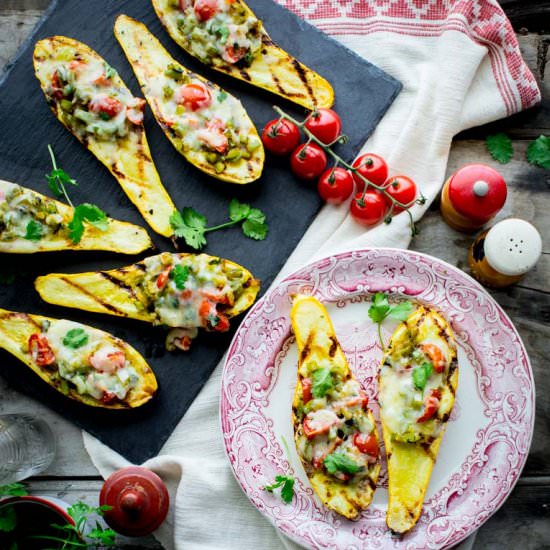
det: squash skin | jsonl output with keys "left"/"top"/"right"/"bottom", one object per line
{"left": 114, "top": 15, "right": 264, "bottom": 185}
{"left": 290, "top": 295, "right": 380, "bottom": 520}
{"left": 0, "top": 308, "right": 157, "bottom": 409}
{"left": 152, "top": 0, "right": 334, "bottom": 110}
{"left": 379, "top": 306, "right": 458, "bottom": 533}
{"left": 33, "top": 36, "right": 177, "bottom": 237}
{"left": 34, "top": 252, "right": 260, "bottom": 326}
{"left": 0, "top": 180, "right": 152, "bottom": 254}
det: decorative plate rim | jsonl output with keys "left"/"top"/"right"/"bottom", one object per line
{"left": 220, "top": 247, "right": 535, "bottom": 549}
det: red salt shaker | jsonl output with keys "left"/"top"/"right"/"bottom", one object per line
{"left": 440, "top": 164, "right": 507, "bottom": 231}
{"left": 100, "top": 466, "right": 169, "bottom": 537}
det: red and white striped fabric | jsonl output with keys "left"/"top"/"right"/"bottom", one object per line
{"left": 84, "top": 2, "right": 540, "bottom": 549}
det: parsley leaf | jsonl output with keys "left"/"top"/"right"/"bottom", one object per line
{"left": 24, "top": 219, "right": 43, "bottom": 241}
{"left": 170, "top": 201, "right": 268, "bottom": 249}
{"left": 68, "top": 203, "right": 109, "bottom": 244}
{"left": 0, "top": 505, "right": 16, "bottom": 533}
{"left": 46, "top": 167, "right": 78, "bottom": 198}
{"left": 170, "top": 207, "right": 208, "bottom": 249}
{"left": 527, "top": 135, "right": 550, "bottom": 169}
{"left": 0, "top": 483, "right": 28, "bottom": 497}
{"left": 412, "top": 361, "right": 433, "bottom": 391}
{"left": 324, "top": 453, "right": 361, "bottom": 475}
{"left": 388, "top": 301, "right": 416, "bottom": 321}
{"left": 486, "top": 133, "right": 513, "bottom": 164}
{"left": 368, "top": 292, "right": 415, "bottom": 348}
{"left": 263, "top": 475, "right": 295, "bottom": 503}
{"left": 217, "top": 90, "right": 228, "bottom": 102}
{"left": 170, "top": 264, "right": 189, "bottom": 290}
{"left": 311, "top": 367, "right": 333, "bottom": 398}
{"left": 228, "top": 198, "right": 251, "bottom": 221}
{"left": 63, "top": 328, "right": 89, "bottom": 349}
{"left": 368, "top": 292, "right": 390, "bottom": 323}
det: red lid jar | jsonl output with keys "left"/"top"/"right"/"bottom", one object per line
{"left": 99, "top": 466, "right": 169, "bottom": 537}
{"left": 440, "top": 164, "right": 507, "bottom": 231}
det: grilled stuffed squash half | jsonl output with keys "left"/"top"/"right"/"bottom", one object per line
{"left": 152, "top": 0, "right": 334, "bottom": 110}
{"left": 0, "top": 180, "right": 152, "bottom": 254}
{"left": 33, "top": 36, "right": 176, "bottom": 237}
{"left": 35, "top": 252, "right": 260, "bottom": 350}
{"left": 379, "top": 305, "right": 458, "bottom": 533}
{"left": 291, "top": 295, "right": 380, "bottom": 520}
{"left": 115, "top": 15, "right": 264, "bottom": 184}
{"left": 0, "top": 308, "right": 157, "bottom": 408}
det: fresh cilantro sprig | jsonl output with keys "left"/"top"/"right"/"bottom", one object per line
{"left": 0, "top": 483, "right": 28, "bottom": 497}
{"left": 31, "top": 501, "right": 116, "bottom": 548}
{"left": 311, "top": 367, "right": 333, "bottom": 398}
{"left": 263, "top": 475, "right": 295, "bottom": 503}
{"left": 368, "top": 292, "right": 415, "bottom": 349}
{"left": 527, "top": 135, "right": 550, "bottom": 169}
{"left": 486, "top": 133, "right": 513, "bottom": 164}
{"left": 324, "top": 453, "right": 361, "bottom": 475}
{"left": 170, "top": 199, "right": 268, "bottom": 250}
{"left": 46, "top": 145, "right": 109, "bottom": 243}
{"left": 24, "top": 219, "right": 43, "bottom": 242}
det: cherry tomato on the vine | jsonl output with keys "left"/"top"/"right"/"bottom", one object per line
{"left": 290, "top": 143, "right": 327, "bottom": 180}
{"left": 352, "top": 153, "right": 388, "bottom": 191}
{"left": 317, "top": 167, "right": 354, "bottom": 204}
{"left": 261, "top": 118, "right": 301, "bottom": 155}
{"left": 350, "top": 191, "right": 387, "bottom": 226}
{"left": 382, "top": 175, "right": 417, "bottom": 213}
{"left": 304, "top": 108, "right": 342, "bottom": 145}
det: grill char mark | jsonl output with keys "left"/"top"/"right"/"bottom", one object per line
{"left": 100, "top": 272, "right": 139, "bottom": 301}
{"left": 61, "top": 277, "right": 127, "bottom": 315}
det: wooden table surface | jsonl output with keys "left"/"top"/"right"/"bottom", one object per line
{"left": 0, "top": 1, "right": 548, "bottom": 548}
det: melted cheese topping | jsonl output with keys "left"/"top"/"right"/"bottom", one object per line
{"left": 44, "top": 320, "right": 139, "bottom": 402}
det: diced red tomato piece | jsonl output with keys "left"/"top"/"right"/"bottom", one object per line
{"left": 89, "top": 95, "right": 123, "bottom": 119}
{"left": 28, "top": 334, "right": 56, "bottom": 366}
{"left": 199, "top": 300, "right": 213, "bottom": 320}
{"left": 421, "top": 344, "right": 446, "bottom": 373}
{"left": 51, "top": 70, "right": 65, "bottom": 99}
{"left": 179, "top": 0, "right": 191, "bottom": 10}
{"left": 176, "top": 82, "right": 212, "bottom": 111}
{"left": 223, "top": 45, "right": 248, "bottom": 64}
{"left": 69, "top": 60, "right": 87, "bottom": 73}
{"left": 194, "top": 0, "right": 218, "bottom": 21}
{"left": 353, "top": 432, "right": 378, "bottom": 457}
{"left": 101, "top": 391, "right": 117, "bottom": 404}
{"left": 301, "top": 377, "right": 312, "bottom": 403}
{"left": 156, "top": 268, "right": 171, "bottom": 289}
{"left": 180, "top": 289, "right": 193, "bottom": 300}
{"left": 201, "top": 290, "right": 231, "bottom": 305}
{"left": 212, "top": 314, "right": 230, "bottom": 332}
{"left": 303, "top": 410, "right": 338, "bottom": 440}
{"left": 345, "top": 390, "right": 369, "bottom": 409}
{"left": 417, "top": 389, "right": 442, "bottom": 423}
{"left": 197, "top": 118, "right": 228, "bottom": 154}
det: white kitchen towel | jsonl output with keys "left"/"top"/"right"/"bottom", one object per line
{"left": 84, "top": 1, "right": 540, "bottom": 549}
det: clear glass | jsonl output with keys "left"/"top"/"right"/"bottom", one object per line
{"left": 0, "top": 414, "right": 56, "bottom": 485}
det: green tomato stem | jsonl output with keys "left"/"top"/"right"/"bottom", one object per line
{"left": 272, "top": 106, "right": 423, "bottom": 236}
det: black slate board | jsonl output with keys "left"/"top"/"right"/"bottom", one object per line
{"left": 0, "top": 0, "right": 401, "bottom": 462}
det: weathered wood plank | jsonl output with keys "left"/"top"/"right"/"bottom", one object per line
{"left": 0, "top": 10, "right": 43, "bottom": 72}
{"left": 19, "top": 479, "right": 163, "bottom": 548}
{"left": 472, "top": 482, "right": 550, "bottom": 549}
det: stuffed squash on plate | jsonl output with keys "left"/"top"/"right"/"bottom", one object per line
{"left": 35, "top": 252, "right": 260, "bottom": 351}
{"left": 0, "top": 180, "right": 152, "bottom": 254}
{"left": 0, "top": 309, "right": 157, "bottom": 409}
{"left": 33, "top": 36, "right": 176, "bottom": 237}
{"left": 115, "top": 15, "right": 264, "bottom": 184}
{"left": 152, "top": 0, "right": 334, "bottom": 110}
{"left": 379, "top": 305, "right": 458, "bottom": 533}
{"left": 291, "top": 295, "right": 381, "bottom": 520}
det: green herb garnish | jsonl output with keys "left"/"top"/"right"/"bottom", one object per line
{"left": 324, "top": 453, "right": 361, "bottom": 475}
{"left": 263, "top": 475, "right": 295, "bottom": 503}
{"left": 368, "top": 292, "right": 415, "bottom": 348}
{"left": 0, "top": 506, "right": 16, "bottom": 533}
{"left": 412, "top": 361, "right": 433, "bottom": 391}
{"left": 311, "top": 367, "right": 333, "bottom": 398}
{"left": 170, "top": 199, "right": 268, "bottom": 250}
{"left": 170, "top": 264, "right": 189, "bottom": 290}
{"left": 63, "top": 328, "right": 89, "bottom": 349}
{"left": 486, "top": 133, "right": 514, "bottom": 164}
{"left": 0, "top": 483, "right": 28, "bottom": 497}
{"left": 217, "top": 90, "right": 228, "bottom": 102}
{"left": 46, "top": 145, "right": 109, "bottom": 244}
{"left": 24, "top": 220, "right": 43, "bottom": 241}
{"left": 527, "top": 135, "right": 550, "bottom": 169}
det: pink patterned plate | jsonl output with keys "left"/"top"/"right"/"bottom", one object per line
{"left": 221, "top": 248, "right": 534, "bottom": 549}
